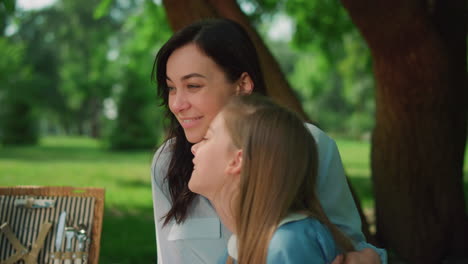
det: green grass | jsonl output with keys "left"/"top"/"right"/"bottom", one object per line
{"left": 0, "top": 137, "right": 157, "bottom": 264}
{"left": 336, "top": 139, "right": 376, "bottom": 209}
{"left": 1, "top": 136, "right": 467, "bottom": 263}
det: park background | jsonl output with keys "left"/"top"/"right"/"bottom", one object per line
{"left": 0, "top": 0, "right": 467, "bottom": 263}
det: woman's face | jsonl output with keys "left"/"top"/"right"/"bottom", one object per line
{"left": 189, "top": 112, "right": 237, "bottom": 199}
{"left": 166, "top": 43, "right": 237, "bottom": 143}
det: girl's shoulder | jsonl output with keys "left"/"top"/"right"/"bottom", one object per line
{"left": 267, "top": 217, "right": 338, "bottom": 263}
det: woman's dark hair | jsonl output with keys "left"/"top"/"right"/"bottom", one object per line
{"left": 152, "top": 18, "right": 267, "bottom": 225}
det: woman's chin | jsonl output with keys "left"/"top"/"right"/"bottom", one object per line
{"left": 185, "top": 133, "right": 203, "bottom": 144}
{"left": 183, "top": 125, "right": 209, "bottom": 144}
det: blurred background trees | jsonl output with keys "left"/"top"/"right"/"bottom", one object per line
{"left": 0, "top": 0, "right": 169, "bottom": 148}
{"left": 1, "top": 0, "right": 466, "bottom": 263}
{"left": 0, "top": 0, "right": 377, "bottom": 148}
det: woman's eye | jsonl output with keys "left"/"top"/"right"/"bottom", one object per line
{"left": 167, "top": 86, "right": 175, "bottom": 92}
{"left": 187, "top": 84, "right": 201, "bottom": 89}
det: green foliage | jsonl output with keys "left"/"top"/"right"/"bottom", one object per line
{"left": 1, "top": 97, "right": 39, "bottom": 145}
{"left": 106, "top": 0, "right": 170, "bottom": 149}
{"left": 3, "top": 0, "right": 171, "bottom": 147}
{"left": 339, "top": 34, "right": 375, "bottom": 136}
{"left": 0, "top": 0, "right": 15, "bottom": 13}
{"left": 54, "top": 0, "right": 119, "bottom": 136}
{"left": 94, "top": 0, "right": 113, "bottom": 19}
{"left": 0, "top": 0, "right": 12, "bottom": 34}
{"left": 0, "top": 38, "right": 39, "bottom": 145}
{"left": 3, "top": 0, "right": 376, "bottom": 142}
{"left": 108, "top": 72, "right": 160, "bottom": 150}
{"left": 286, "top": 0, "right": 374, "bottom": 136}
{"left": 250, "top": 0, "right": 375, "bottom": 137}
{"left": 7, "top": 0, "right": 119, "bottom": 136}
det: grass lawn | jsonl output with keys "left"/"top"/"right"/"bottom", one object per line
{"left": 0, "top": 137, "right": 157, "bottom": 264}
{"left": 1, "top": 136, "right": 467, "bottom": 263}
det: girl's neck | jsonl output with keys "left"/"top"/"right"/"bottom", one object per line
{"left": 209, "top": 188, "right": 237, "bottom": 234}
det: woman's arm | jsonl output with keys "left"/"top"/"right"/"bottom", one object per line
{"left": 305, "top": 124, "right": 387, "bottom": 264}
{"left": 151, "top": 142, "right": 187, "bottom": 264}
{"left": 151, "top": 174, "right": 171, "bottom": 264}
{"left": 306, "top": 123, "right": 365, "bottom": 241}
{"left": 151, "top": 144, "right": 172, "bottom": 264}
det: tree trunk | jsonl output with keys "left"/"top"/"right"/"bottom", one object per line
{"left": 340, "top": 0, "right": 468, "bottom": 262}
{"left": 90, "top": 96, "right": 101, "bottom": 138}
{"left": 162, "top": 0, "right": 308, "bottom": 120}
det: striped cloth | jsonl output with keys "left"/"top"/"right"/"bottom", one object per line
{"left": 0, "top": 195, "right": 95, "bottom": 264}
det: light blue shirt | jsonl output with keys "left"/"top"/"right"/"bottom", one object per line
{"left": 151, "top": 123, "right": 387, "bottom": 264}
{"left": 218, "top": 214, "right": 339, "bottom": 264}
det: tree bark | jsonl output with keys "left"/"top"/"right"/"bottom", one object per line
{"left": 340, "top": 0, "right": 468, "bottom": 262}
{"left": 162, "top": 0, "right": 308, "bottom": 120}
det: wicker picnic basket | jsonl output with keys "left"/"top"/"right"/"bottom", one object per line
{"left": 0, "top": 186, "right": 105, "bottom": 264}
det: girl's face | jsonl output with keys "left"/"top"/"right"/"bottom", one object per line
{"left": 189, "top": 112, "right": 238, "bottom": 199}
{"left": 166, "top": 43, "right": 237, "bottom": 143}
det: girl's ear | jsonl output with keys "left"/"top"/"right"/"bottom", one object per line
{"left": 236, "top": 72, "right": 254, "bottom": 95}
{"left": 226, "top": 149, "right": 243, "bottom": 175}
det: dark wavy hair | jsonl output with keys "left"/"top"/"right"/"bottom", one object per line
{"left": 152, "top": 18, "right": 267, "bottom": 225}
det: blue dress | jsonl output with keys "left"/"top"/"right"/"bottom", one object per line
{"left": 218, "top": 216, "right": 339, "bottom": 264}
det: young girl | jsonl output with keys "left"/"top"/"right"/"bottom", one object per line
{"left": 151, "top": 18, "right": 385, "bottom": 263}
{"left": 189, "top": 95, "right": 355, "bottom": 263}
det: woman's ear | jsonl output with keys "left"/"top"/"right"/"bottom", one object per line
{"left": 236, "top": 72, "right": 254, "bottom": 95}
{"left": 226, "top": 149, "right": 243, "bottom": 175}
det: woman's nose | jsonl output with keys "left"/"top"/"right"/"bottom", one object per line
{"left": 170, "top": 91, "right": 190, "bottom": 113}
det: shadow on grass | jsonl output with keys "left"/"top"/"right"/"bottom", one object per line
{"left": 100, "top": 206, "right": 157, "bottom": 264}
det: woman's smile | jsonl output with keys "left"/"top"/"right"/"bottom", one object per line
{"left": 178, "top": 116, "right": 204, "bottom": 129}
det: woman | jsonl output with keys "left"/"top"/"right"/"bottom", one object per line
{"left": 151, "top": 18, "right": 385, "bottom": 263}
{"left": 190, "top": 95, "right": 355, "bottom": 263}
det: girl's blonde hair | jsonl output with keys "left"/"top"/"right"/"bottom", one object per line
{"left": 222, "top": 95, "right": 355, "bottom": 263}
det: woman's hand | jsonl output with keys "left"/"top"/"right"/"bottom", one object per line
{"left": 332, "top": 248, "right": 381, "bottom": 264}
